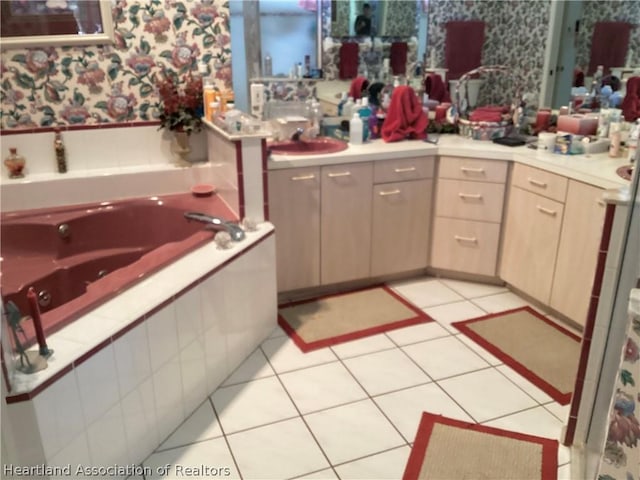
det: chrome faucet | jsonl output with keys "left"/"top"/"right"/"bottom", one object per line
{"left": 291, "top": 127, "right": 305, "bottom": 141}
{"left": 184, "top": 212, "right": 245, "bottom": 241}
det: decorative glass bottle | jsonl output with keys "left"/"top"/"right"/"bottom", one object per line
{"left": 4, "top": 148, "right": 26, "bottom": 179}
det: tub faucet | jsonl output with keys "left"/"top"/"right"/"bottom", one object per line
{"left": 184, "top": 212, "right": 245, "bottom": 241}
{"left": 291, "top": 127, "right": 305, "bottom": 141}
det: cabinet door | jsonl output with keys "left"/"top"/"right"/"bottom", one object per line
{"left": 500, "top": 186, "right": 564, "bottom": 304}
{"left": 321, "top": 162, "right": 373, "bottom": 285}
{"left": 371, "top": 179, "right": 432, "bottom": 276}
{"left": 550, "top": 181, "right": 605, "bottom": 326}
{"left": 268, "top": 168, "right": 320, "bottom": 292}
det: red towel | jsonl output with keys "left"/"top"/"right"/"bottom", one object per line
{"left": 339, "top": 43, "right": 359, "bottom": 80}
{"left": 390, "top": 42, "right": 408, "bottom": 75}
{"left": 588, "top": 22, "right": 632, "bottom": 75}
{"left": 445, "top": 21, "right": 485, "bottom": 80}
{"left": 381, "top": 86, "right": 428, "bottom": 142}
{"left": 621, "top": 76, "right": 640, "bottom": 122}
{"left": 349, "top": 76, "right": 369, "bottom": 100}
{"left": 424, "top": 74, "right": 451, "bottom": 103}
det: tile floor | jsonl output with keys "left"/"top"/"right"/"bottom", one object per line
{"left": 138, "top": 276, "right": 576, "bottom": 479}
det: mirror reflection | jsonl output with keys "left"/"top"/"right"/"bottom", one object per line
{"left": 330, "top": 0, "right": 418, "bottom": 38}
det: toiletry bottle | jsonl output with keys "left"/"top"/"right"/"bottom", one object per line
{"left": 54, "top": 129, "right": 67, "bottom": 173}
{"left": 359, "top": 97, "right": 372, "bottom": 142}
{"left": 4, "top": 147, "right": 26, "bottom": 178}
{"left": 349, "top": 112, "right": 363, "bottom": 145}
{"left": 609, "top": 122, "right": 621, "bottom": 158}
{"left": 310, "top": 99, "right": 323, "bottom": 137}
{"left": 264, "top": 53, "right": 272, "bottom": 77}
{"left": 296, "top": 62, "right": 303, "bottom": 78}
{"left": 337, "top": 92, "right": 348, "bottom": 116}
{"left": 343, "top": 96, "right": 355, "bottom": 118}
{"left": 304, "top": 55, "right": 311, "bottom": 77}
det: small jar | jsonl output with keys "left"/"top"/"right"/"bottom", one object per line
{"left": 4, "top": 148, "right": 26, "bottom": 178}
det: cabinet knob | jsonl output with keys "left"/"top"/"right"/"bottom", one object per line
{"left": 458, "top": 192, "right": 483, "bottom": 200}
{"left": 528, "top": 177, "right": 548, "bottom": 188}
{"left": 536, "top": 205, "right": 557, "bottom": 216}
{"left": 394, "top": 167, "right": 416, "bottom": 173}
{"left": 454, "top": 235, "right": 478, "bottom": 243}
{"left": 290, "top": 174, "right": 316, "bottom": 181}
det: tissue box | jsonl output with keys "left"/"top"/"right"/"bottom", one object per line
{"left": 557, "top": 114, "right": 599, "bottom": 136}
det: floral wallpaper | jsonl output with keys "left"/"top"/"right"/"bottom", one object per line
{"left": 0, "top": 0, "right": 232, "bottom": 130}
{"left": 575, "top": 0, "right": 640, "bottom": 74}
{"left": 427, "top": 0, "right": 550, "bottom": 108}
{"left": 597, "top": 292, "right": 640, "bottom": 480}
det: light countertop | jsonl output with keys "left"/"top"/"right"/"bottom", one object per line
{"left": 268, "top": 134, "right": 632, "bottom": 190}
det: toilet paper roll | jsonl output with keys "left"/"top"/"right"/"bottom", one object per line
{"left": 538, "top": 132, "right": 557, "bottom": 151}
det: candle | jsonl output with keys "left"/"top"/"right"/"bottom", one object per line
{"left": 27, "top": 287, "right": 50, "bottom": 356}
{"left": 535, "top": 109, "right": 551, "bottom": 132}
{"left": 435, "top": 104, "right": 449, "bottom": 122}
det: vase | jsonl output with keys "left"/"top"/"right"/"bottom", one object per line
{"left": 4, "top": 148, "right": 26, "bottom": 179}
{"left": 171, "top": 130, "right": 192, "bottom": 165}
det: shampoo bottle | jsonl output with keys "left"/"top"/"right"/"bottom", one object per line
{"left": 349, "top": 112, "right": 363, "bottom": 145}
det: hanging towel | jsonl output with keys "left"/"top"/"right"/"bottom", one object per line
{"left": 390, "top": 42, "right": 408, "bottom": 75}
{"left": 339, "top": 42, "right": 359, "bottom": 80}
{"left": 588, "top": 22, "right": 632, "bottom": 75}
{"left": 445, "top": 21, "right": 485, "bottom": 80}
{"left": 424, "top": 73, "right": 451, "bottom": 103}
{"left": 621, "top": 76, "right": 640, "bottom": 122}
{"left": 381, "top": 85, "right": 428, "bottom": 142}
{"left": 349, "top": 76, "right": 370, "bottom": 100}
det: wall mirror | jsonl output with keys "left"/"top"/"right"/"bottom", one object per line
{"left": 0, "top": 0, "right": 114, "bottom": 50}
{"left": 329, "top": 0, "right": 419, "bottom": 38}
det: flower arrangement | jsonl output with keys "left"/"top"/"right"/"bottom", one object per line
{"left": 157, "top": 71, "right": 204, "bottom": 135}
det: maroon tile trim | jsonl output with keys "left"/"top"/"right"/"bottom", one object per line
{"left": 0, "top": 121, "right": 161, "bottom": 136}
{"left": 261, "top": 139, "right": 270, "bottom": 220}
{"left": 3, "top": 229, "right": 275, "bottom": 403}
{"left": 5, "top": 364, "right": 73, "bottom": 404}
{"left": 73, "top": 338, "right": 112, "bottom": 368}
{"left": 235, "top": 140, "right": 245, "bottom": 219}
{"left": 563, "top": 203, "right": 617, "bottom": 446}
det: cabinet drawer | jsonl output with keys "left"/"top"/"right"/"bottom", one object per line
{"left": 431, "top": 217, "right": 501, "bottom": 276}
{"left": 511, "top": 163, "right": 568, "bottom": 202}
{"left": 373, "top": 156, "right": 435, "bottom": 183}
{"left": 436, "top": 179, "right": 505, "bottom": 223}
{"left": 438, "top": 156, "right": 508, "bottom": 183}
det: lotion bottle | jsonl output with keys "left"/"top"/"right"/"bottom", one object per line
{"left": 349, "top": 112, "right": 363, "bottom": 145}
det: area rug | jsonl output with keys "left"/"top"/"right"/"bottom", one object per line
{"left": 278, "top": 285, "right": 433, "bottom": 352}
{"left": 453, "top": 306, "right": 581, "bottom": 405}
{"left": 403, "top": 412, "right": 558, "bottom": 480}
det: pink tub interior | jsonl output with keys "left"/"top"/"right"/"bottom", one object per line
{"left": 1, "top": 192, "right": 238, "bottom": 345}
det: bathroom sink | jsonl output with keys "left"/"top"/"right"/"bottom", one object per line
{"left": 617, "top": 165, "right": 634, "bottom": 181}
{"left": 268, "top": 137, "right": 348, "bottom": 156}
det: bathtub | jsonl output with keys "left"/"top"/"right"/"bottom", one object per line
{"left": 1, "top": 192, "right": 237, "bottom": 344}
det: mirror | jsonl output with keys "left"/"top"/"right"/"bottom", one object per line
{"left": 330, "top": 0, "right": 418, "bottom": 38}
{"left": 0, "top": 0, "right": 114, "bottom": 50}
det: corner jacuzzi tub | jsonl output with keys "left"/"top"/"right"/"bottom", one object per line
{"left": 1, "top": 192, "right": 236, "bottom": 344}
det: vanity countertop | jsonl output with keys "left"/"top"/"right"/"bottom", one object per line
{"left": 268, "top": 135, "right": 632, "bottom": 190}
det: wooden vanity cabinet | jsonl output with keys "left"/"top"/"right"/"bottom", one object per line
{"left": 431, "top": 157, "right": 508, "bottom": 276}
{"left": 550, "top": 180, "right": 606, "bottom": 326}
{"left": 321, "top": 162, "right": 373, "bottom": 285}
{"left": 370, "top": 157, "right": 435, "bottom": 277}
{"left": 268, "top": 167, "right": 321, "bottom": 292}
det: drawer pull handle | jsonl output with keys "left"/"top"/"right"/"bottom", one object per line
{"left": 394, "top": 167, "right": 417, "bottom": 173}
{"left": 460, "top": 166, "right": 485, "bottom": 173}
{"left": 528, "top": 177, "right": 548, "bottom": 188}
{"left": 378, "top": 189, "right": 401, "bottom": 196}
{"left": 458, "top": 192, "right": 482, "bottom": 200}
{"left": 454, "top": 235, "right": 478, "bottom": 243}
{"left": 536, "top": 205, "right": 557, "bottom": 216}
{"left": 327, "top": 171, "right": 352, "bottom": 178}
{"left": 290, "top": 174, "right": 315, "bottom": 181}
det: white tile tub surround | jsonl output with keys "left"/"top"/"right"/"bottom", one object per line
{"left": 1, "top": 227, "right": 277, "bottom": 472}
